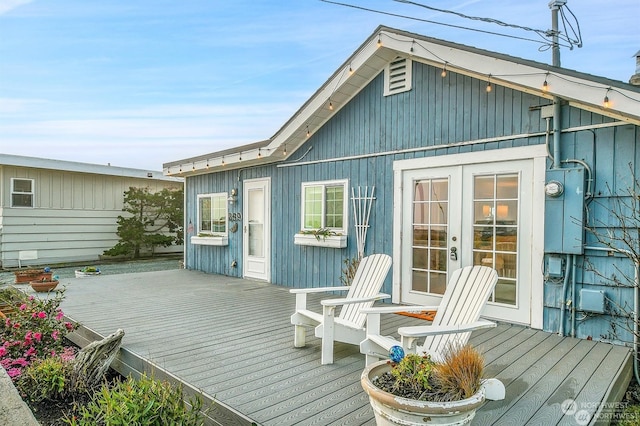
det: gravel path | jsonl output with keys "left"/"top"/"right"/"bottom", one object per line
{"left": 0, "top": 256, "right": 182, "bottom": 288}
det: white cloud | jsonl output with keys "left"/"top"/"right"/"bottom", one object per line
{"left": 0, "top": 0, "right": 33, "bottom": 15}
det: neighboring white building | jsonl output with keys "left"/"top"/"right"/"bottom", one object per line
{"left": 0, "top": 154, "right": 183, "bottom": 268}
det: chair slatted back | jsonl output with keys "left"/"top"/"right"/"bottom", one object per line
{"left": 423, "top": 265, "right": 498, "bottom": 355}
{"left": 339, "top": 254, "right": 392, "bottom": 328}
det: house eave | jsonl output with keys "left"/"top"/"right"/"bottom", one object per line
{"left": 163, "top": 25, "right": 640, "bottom": 177}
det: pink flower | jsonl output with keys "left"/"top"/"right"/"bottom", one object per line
{"left": 13, "top": 322, "right": 20, "bottom": 329}
{"left": 31, "top": 312, "right": 37, "bottom": 319}
{"left": 55, "top": 311, "right": 64, "bottom": 321}
{"left": 24, "top": 347, "right": 36, "bottom": 357}
{"left": 7, "top": 368, "right": 22, "bottom": 378}
{"left": 28, "top": 296, "right": 34, "bottom": 301}
{"left": 19, "top": 304, "right": 27, "bottom": 311}
{"left": 51, "top": 330, "right": 60, "bottom": 341}
{"left": 64, "top": 322, "right": 74, "bottom": 330}
{"left": 37, "top": 312, "right": 46, "bottom": 319}
{"left": 4, "top": 318, "right": 11, "bottom": 327}
{"left": 33, "top": 332, "right": 42, "bottom": 342}
{"left": 0, "top": 347, "right": 6, "bottom": 357}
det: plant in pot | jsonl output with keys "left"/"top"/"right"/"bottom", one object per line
{"left": 30, "top": 275, "right": 60, "bottom": 292}
{"left": 361, "top": 343, "right": 486, "bottom": 426}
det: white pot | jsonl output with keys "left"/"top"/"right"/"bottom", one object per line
{"left": 361, "top": 360, "right": 485, "bottom": 426}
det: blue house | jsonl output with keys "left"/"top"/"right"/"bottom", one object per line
{"left": 164, "top": 26, "right": 640, "bottom": 346}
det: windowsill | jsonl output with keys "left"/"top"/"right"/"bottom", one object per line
{"left": 191, "top": 235, "right": 229, "bottom": 246}
{"left": 294, "top": 233, "right": 347, "bottom": 248}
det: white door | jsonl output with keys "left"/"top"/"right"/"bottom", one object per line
{"left": 243, "top": 178, "right": 271, "bottom": 281}
{"left": 400, "top": 159, "right": 534, "bottom": 325}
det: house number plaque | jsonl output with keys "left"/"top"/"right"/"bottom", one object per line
{"left": 228, "top": 212, "right": 242, "bottom": 221}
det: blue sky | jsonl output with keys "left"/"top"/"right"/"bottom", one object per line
{"left": 1, "top": 0, "right": 638, "bottom": 171}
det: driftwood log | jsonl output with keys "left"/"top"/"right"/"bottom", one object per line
{"left": 73, "top": 328, "right": 125, "bottom": 388}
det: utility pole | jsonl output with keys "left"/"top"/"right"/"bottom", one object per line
{"left": 549, "top": 0, "right": 566, "bottom": 168}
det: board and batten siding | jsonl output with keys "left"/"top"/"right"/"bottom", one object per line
{"left": 185, "top": 61, "right": 548, "bottom": 297}
{"left": 543, "top": 121, "right": 640, "bottom": 346}
{"left": 0, "top": 165, "right": 182, "bottom": 267}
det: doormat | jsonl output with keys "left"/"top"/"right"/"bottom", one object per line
{"left": 396, "top": 311, "right": 436, "bottom": 321}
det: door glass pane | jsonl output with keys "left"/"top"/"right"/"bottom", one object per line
{"left": 472, "top": 173, "right": 519, "bottom": 305}
{"left": 248, "top": 189, "right": 264, "bottom": 257}
{"left": 412, "top": 178, "right": 448, "bottom": 295}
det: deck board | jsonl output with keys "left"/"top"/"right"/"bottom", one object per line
{"left": 52, "top": 269, "right": 631, "bottom": 426}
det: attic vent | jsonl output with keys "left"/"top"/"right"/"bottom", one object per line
{"left": 384, "top": 57, "right": 412, "bottom": 96}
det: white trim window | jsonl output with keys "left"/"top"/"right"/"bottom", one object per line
{"left": 11, "top": 178, "right": 34, "bottom": 208}
{"left": 197, "top": 193, "right": 228, "bottom": 236}
{"left": 301, "top": 179, "right": 348, "bottom": 234}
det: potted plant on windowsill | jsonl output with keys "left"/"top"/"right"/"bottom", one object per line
{"left": 361, "top": 344, "right": 486, "bottom": 425}
{"left": 294, "top": 228, "right": 347, "bottom": 248}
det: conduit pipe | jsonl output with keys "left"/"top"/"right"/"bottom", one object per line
{"left": 558, "top": 253, "right": 572, "bottom": 337}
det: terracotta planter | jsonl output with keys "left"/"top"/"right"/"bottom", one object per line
{"left": 361, "top": 360, "right": 485, "bottom": 426}
{"left": 30, "top": 280, "right": 59, "bottom": 293}
{"left": 14, "top": 271, "right": 52, "bottom": 284}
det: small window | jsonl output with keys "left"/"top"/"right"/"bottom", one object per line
{"left": 11, "top": 178, "right": 34, "bottom": 207}
{"left": 197, "top": 193, "right": 228, "bottom": 236}
{"left": 301, "top": 180, "right": 348, "bottom": 233}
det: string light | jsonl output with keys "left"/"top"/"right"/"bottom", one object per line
{"left": 238, "top": 152, "right": 242, "bottom": 161}
{"left": 410, "top": 40, "right": 414, "bottom": 53}
{"left": 349, "top": 63, "right": 353, "bottom": 74}
{"left": 328, "top": 101, "right": 333, "bottom": 110}
{"left": 441, "top": 62, "right": 447, "bottom": 78}
{"left": 192, "top": 163, "right": 195, "bottom": 171}
{"left": 221, "top": 156, "right": 225, "bottom": 166}
{"left": 306, "top": 126, "right": 310, "bottom": 137}
{"left": 206, "top": 160, "right": 209, "bottom": 169}
{"left": 179, "top": 166, "right": 182, "bottom": 173}
{"left": 486, "top": 75, "right": 492, "bottom": 93}
{"left": 542, "top": 73, "right": 549, "bottom": 92}
{"left": 603, "top": 88, "right": 611, "bottom": 108}
{"left": 283, "top": 144, "right": 287, "bottom": 156}
{"left": 258, "top": 148, "right": 262, "bottom": 158}
{"left": 377, "top": 33, "right": 382, "bottom": 47}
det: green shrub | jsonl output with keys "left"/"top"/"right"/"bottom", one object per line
{"left": 66, "top": 373, "right": 203, "bottom": 425}
{"left": 17, "top": 355, "right": 75, "bottom": 403}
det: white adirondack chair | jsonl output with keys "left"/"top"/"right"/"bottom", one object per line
{"left": 359, "top": 265, "right": 506, "bottom": 400}
{"left": 290, "top": 253, "right": 392, "bottom": 365}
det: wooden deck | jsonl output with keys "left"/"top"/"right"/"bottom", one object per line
{"left": 52, "top": 269, "right": 631, "bottom": 425}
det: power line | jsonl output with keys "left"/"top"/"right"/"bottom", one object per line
{"left": 318, "top": 0, "right": 552, "bottom": 47}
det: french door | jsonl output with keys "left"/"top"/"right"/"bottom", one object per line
{"left": 400, "top": 159, "right": 535, "bottom": 325}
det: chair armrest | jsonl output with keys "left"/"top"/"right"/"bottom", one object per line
{"left": 360, "top": 305, "right": 440, "bottom": 314}
{"left": 321, "top": 293, "right": 390, "bottom": 307}
{"left": 290, "top": 286, "right": 350, "bottom": 294}
{"left": 398, "top": 320, "right": 496, "bottom": 338}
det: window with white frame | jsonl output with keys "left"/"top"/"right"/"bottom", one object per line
{"left": 11, "top": 178, "right": 34, "bottom": 208}
{"left": 197, "top": 193, "right": 228, "bottom": 236}
{"left": 301, "top": 180, "right": 348, "bottom": 233}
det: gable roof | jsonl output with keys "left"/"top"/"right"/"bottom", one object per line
{"left": 164, "top": 25, "right": 640, "bottom": 177}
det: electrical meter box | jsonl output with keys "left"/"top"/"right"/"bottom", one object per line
{"left": 544, "top": 168, "right": 585, "bottom": 254}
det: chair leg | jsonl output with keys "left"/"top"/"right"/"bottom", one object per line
{"left": 321, "top": 306, "right": 336, "bottom": 365}
{"left": 294, "top": 325, "right": 306, "bottom": 347}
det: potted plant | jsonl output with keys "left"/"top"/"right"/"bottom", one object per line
{"left": 75, "top": 266, "right": 101, "bottom": 278}
{"left": 361, "top": 344, "right": 486, "bottom": 425}
{"left": 14, "top": 267, "right": 53, "bottom": 284}
{"left": 30, "top": 276, "right": 60, "bottom": 292}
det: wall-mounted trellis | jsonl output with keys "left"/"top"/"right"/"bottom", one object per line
{"left": 351, "top": 186, "right": 376, "bottom": 259}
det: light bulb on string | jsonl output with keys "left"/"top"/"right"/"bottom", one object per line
{"left": 603, "top": 88, "right": 611, "bottom": 108}
{"left": 238, "top": 152, "right": 242, "bottom": 161}
{"left": 306, "top": 126, "right": 310, "bottom": 138}
{"left": 349, "top": 64, "right": 353, "bottom": 74}
{"left": 486, "top": 75, "right": 492, "bottom": 93}
{"left": 410, "top": 40, "right": 414, "bottom": 53}
{"left": 221, "top": 156, "right": 225, "bottom": 166}
{"left": 542, "top": 73, "right": 549, "bottom": 92}
{"left": 377, "top": 34, "right": 382, "bottom": 47}
{"left": 329, "top": 101, "right": 333, "bottom": 111}
{"left": 206, "top": 161, "right": 209, "bottom": 169}
{"left": 258, "top": 148, "right": 262, "bottom": 158}
{"left": 283, "top": 144, "right": 287, "bottom": 156}
{"left": 192, "top": 163, "right": 195, "bottom": 171}
{"left": 441, "top": 63, "right": 447, "bottom": 78}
